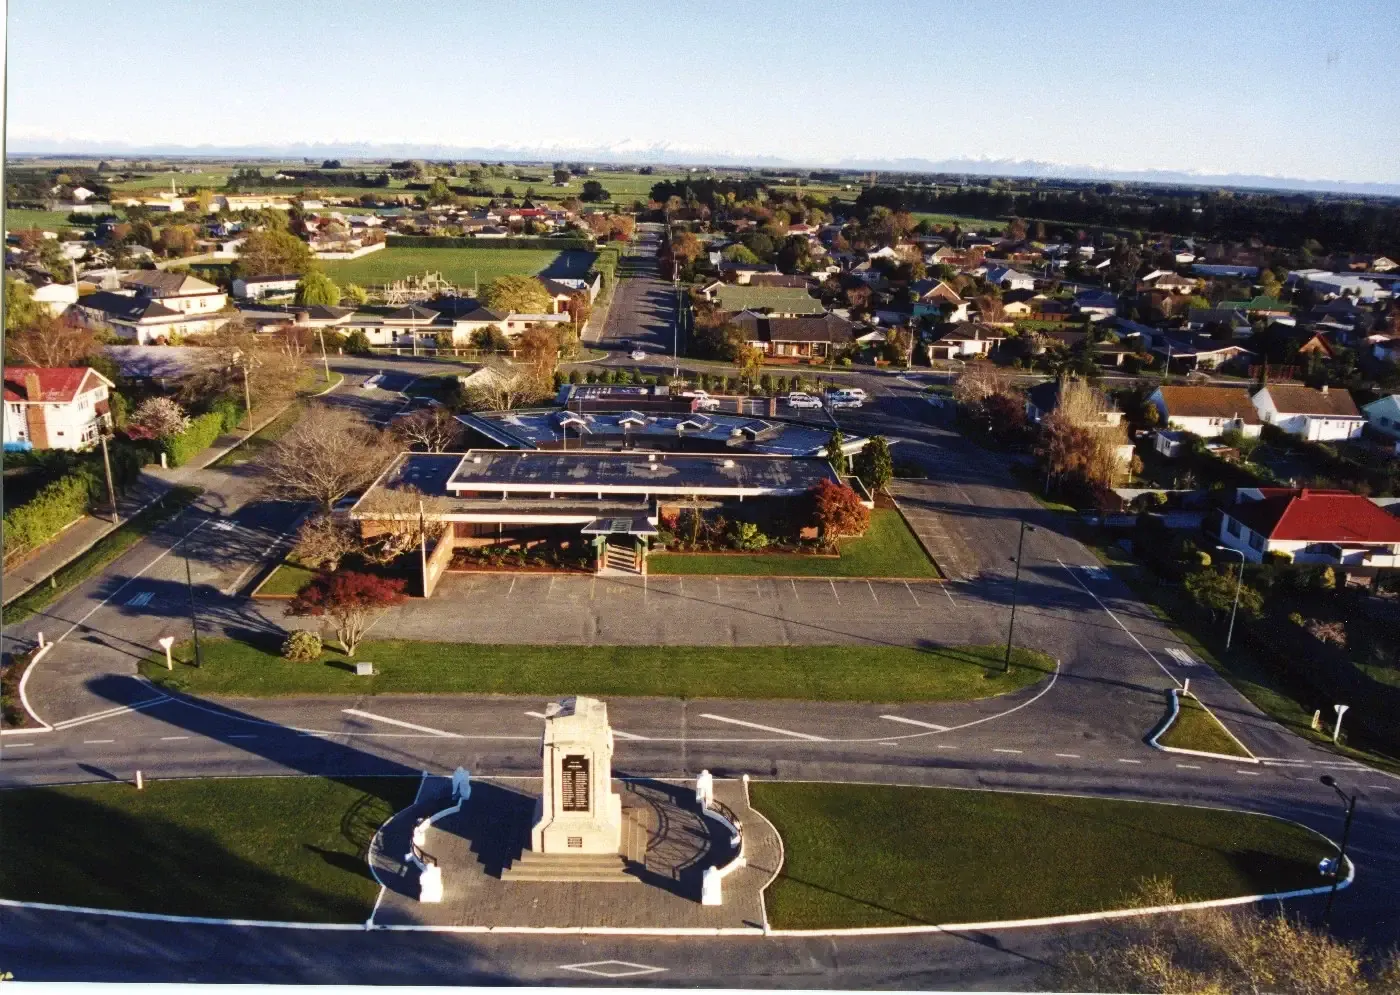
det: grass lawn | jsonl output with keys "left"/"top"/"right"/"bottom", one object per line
{"left": 320, "top": 246, "right": 596, "bottom": 289}
{"left": 648, "top": 509, "right": 939, "bottom": 578}
{"left": 140, "top": 639, "right": 1052, "bottom": 702}
{"left": 4, "top": 209, "right": 94, "bottom": 232}
{"left": 3, "top": 486, "right": 202, "bottom": 625}
{"left": 255, "top": 561, "right": 317, "bottom": 597}
{"left": 1158, "top": 693, "right": 1252, "bottom": 758}
{"left": 752, "top": 782, "right": 1333, "bottom": 929}
{"left": 0, "top": 776, "right": 418, "bottom": 922}
{"left": 911, "top": 211, "right": 1004, "bottom": 232}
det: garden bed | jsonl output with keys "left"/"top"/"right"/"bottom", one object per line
{"left": 1154, "top": 691, "right": 1253, "bottom": 758}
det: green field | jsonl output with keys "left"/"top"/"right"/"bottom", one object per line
{"left": 0, "top": 776, "right": 417, "bottom": 922}
{"left": 753, "top": 782, "right": 1334, "bottom": 928}
{"left": 912, "top": 211, "right": 1004, "bottom": 232}
{"left": 649, "top": 508, "right": 939, "bottom": 578}
{"left": 320, "top": 246, "right": 596, "bottom": 289}
{"left": 4, "top": 209, "right": 95, "bottom": 232}
{"left": 1158, "top": 693, "right": 1253, "bottom": 757}
{"left": 141, "top": 639, "right": 1052, "bottom": 701}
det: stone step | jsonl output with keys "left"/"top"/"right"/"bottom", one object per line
{"left": 501, "top": 850, "right": 638, "bottom": 883}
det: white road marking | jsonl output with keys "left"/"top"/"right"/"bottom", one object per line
{"left": 222, "top": 561, "right": 260, "bottom": 597}
{"left": 228, "top": 734, "right": 258, "bottom": 740}
{"left": 1237, "top": 770, "right": 1262, "bottom": 776}
{"left": 935, "top": 743, "right": 958, "bottom": 749}
{"left": 83, "top": 739, "right": 114, "bottom": 745}
{"left": 5, "top": 743, "right": 35, "bottom": 748}
{"left": 790, "top": 579, "right": 800, "bottom": 601}
{"left": 611, "top": 729, "right": 650, "bottom": 741}
{"left": 1117, "top": 758, "right": 1143, "bottom": 764}
{"left": 866, "top": 580, "right": 878, "bottom": 602}
{"left": 52, "top": 697, "right": 169, "bottom": 731}
{"left": 507, "top": 576, "right": 516, "bottom": 596}
{"left": 1055, "top": 752, "right": 1081, "bottom": 758}
{"left": 1057, "top": 557, "right": 1180, "bottom": 687}
{"left": 125, "top": 591, "right": 154, "bottom": 607}
{"left": 1177, "top": 763, "right": 1202, "bottom": 770}
{"left": 698, "top": 713, "right": 828, "bottom": 742}
{"left": 212, "top": 521, "right": 236, "bottom": 532}
{"left": 903, "top": 581, "right": 921, "bottom": 607}
{"left": 941, "top": 582, "right": 957, "bottom": 607}
{"left": 878, "top": 741, "right": 899, "bottom": 746}
{"left": 828, "top": 579, "right": 840, "bottom": 604}
{"left": 880, "top": 715, "right": 949, "bottom": 732}
{"left": 993, "top": 748, "right": 1023, "bottom": 754}
{"left": 341, "top": 709, "right": 463, "bottom": 738}
{"left": 1313, "top": 761, "right": 1367, "bottom": 769}
{"left": 1165, "top": 647, "right": 1199, "bottom": 667}
{"left": 559, "top": 961, "right": 667, "bottom": 979}
{"left": 525, "top": 711, "right": 547, "bottom": 719}
{"left": 159, "top": 736, "right": 189, "bottom": 741}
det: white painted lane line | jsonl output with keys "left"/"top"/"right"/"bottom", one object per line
{"left": 1057, "top": 557, "right": 1179, "bottom": 687}
{"left": 1313, "top": 761, "right": 1367, "bottom": 769}
{"left": 52, "top": 697, "right": 169, "bottom": 731}
{"left": 935, "top": 743, "right": 958, "bottom": 749}
{"left": 1177, "top": 763, "right": 1202, "bottom": 769}
{"left": 83, "top": 739, "right": 114, "bottom": 745}
{"left": 878, "top": 741, "right": 899, "bottom": 746}
{"left": 993, "top": 748, "right": 1023, "bottom": 754}
{"left": 1117, "top": 758, "right": 1143, "bottom": 764}
{"left": 228, "top": 734, "right": 258, "bottom": 740}
{"left": 341, "top": 709, "right": 463, "bottom": 738}
{"left": 5, "top": 743, "right": 35, "bottom": 748}
{"left": 159, "top": 736, "right": 189, "bottom": 741}
{"left": 1237, "top": 770, "right": 1262, "bottom": 776}
{"left": 941, "top": 582, "right": 957, "bottom": 608}
{"left": 612, "top": 729, "right": 650, "bottom": 741}
{"left": 790, "top": 579, "right": 800, "bottom": 601}
{"left": 880, "top": 715, "right": 949, "bottom": 732}
{"left": 828, "top": 579, "right": 840, "bottom": 605}
{"left": 698, "top": 713, "right": 828, "bottom": 742}
{"left": 866, "top": 580, "right": 878, "bottom": 602}
{"left": 525, "top": 711, "right": 547, "bottom": 719}
{"left": 903, "top": 581, "right": 921, "bottom": 607}
{"left": 1055, "top": 753, "right": 1081, "bottom": 758}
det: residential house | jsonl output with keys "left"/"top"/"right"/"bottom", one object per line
{"left": 232, "top": 274, "right": 302, "bottom": 300}
{"left": 717, "top": 261, "right": 779, "bottom": 284}
{"left": 981, "top": 265, "right": 1036, "bottom": 291}
{"left": 1363, "top": 395, "right": 1400, "bottom": 440}
{"left": 1292, "top": 269, "right": 1390, "bottom": 302}
{"left": 1074, "top": 289, "right": 1119, "bottom": 321}
{"left": 1151, "top": 335, "right": 1255, "bottom": 371}
{"left": 731, "top": 312, "right": 855, "bottom": 359}
{"left": 1371, "top": 337, "right": 1400, "bottom": 363}
{"left": 118, "top": 271, "right": 227, "bottom": 315}
{"left": 926, "top": 322, "right": 1005, "bottom": 361}
{"left": 3, "top": 366, "right": 114, "bottom": 451}
{"left": 1193, "top": 263, "right": 1260, "bottom": 279}
{"left": 1217, "top": 488, "right": 1400, "bottom": 566}
{"left": 746, "top": 273, "right": 810, "bottom": 289}
{"left": 1218, "top": 295, "right": 1291, "bottom": 319}
{"left": 1142, "top": 271, "right": 1196, "bottom": 294}
{"left": 1186, "top": 307, "right": 1252, "bottom": 339}
{"left": 910, "top": 279, "right": 968, "bottom": 321}
{"left": 1252, "top": 384, "right": 1364, "bottom": 441}
{"left": 28, "top": 280, "right": 80, "bottom": 316}
{"left": 74, "top": 291, "right": 227, "bottom": 343}
{"left": 1149, "top": 385, "right": 1262, "bottom": 439}
{"left": 715, "top": 285, "right": 825, "bottom": 317}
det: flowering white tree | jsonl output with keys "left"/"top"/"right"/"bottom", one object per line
{"left": 127, "top": 397, "right": 191, "bottom": 440}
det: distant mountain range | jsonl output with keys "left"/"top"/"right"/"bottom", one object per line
{"left": 9, "top": 137, "right": 1400, "bottom": 197}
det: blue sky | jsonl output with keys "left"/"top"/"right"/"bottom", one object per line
{"left": 8, "top": 0, "right": 1399, "bottom": 182}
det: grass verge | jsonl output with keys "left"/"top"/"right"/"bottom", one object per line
{"left": 211, "top": 401, "right": 305, "bottom": 468}
{"left": 648, "top": 509, "right": 939, "bottom": 578}
{"left": 752, "top": 782, "right": 1333, "bottom": 929}
{"left": 3, "top": 486, "right": 202, "bottom": 625}
{"left": 1158, "top": 693, "right": 1252, "bottom": 757}
{"left": 141, "top": 639, "right": 1052, "bottom": 701}
{"left": 0, "top": 776, "right": 418, "bottom": 922}
{"left": 255, "top": 561, "right": 317, "bottom": 597}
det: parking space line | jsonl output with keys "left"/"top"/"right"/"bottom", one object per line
{"left": 698, "top": 713, "right": 828, "bottom": 741}
{"left": 1055, "top": 752, "right": 1081, "bottom": 758}
{"left": 828, "top": 579, "right": 840, "bottom": 605}
{"left": 507, "top": 576, "right": 517, "bottom": 596}
{"left": 880, "top": 715, "right": 949, "bottom": 732}
{"left": 903, "top": 581, "right": 921, "bottom": 607}
{"left": 83, "top": 739, "right": 114, "bottom": 745}
{"left": 942, "top": 582, "right": 957, "bottom": 607}
{"left": 1176, "top": 763, "right": 1202, "bottom": 769}
{"left": 790, "top": 579, "right": 800, "bottom": 601}
{"left": 159, "top": 736, "right": 189, "bottom": 741}
{"left": 1117, "top": 758, "right": 1143, "bottom": 764}
{"left": 1236, "top": 770, "right": 1262, "bottom": 776}
{"left": 993, "top": 748, "right": 1022, "bottom": 754}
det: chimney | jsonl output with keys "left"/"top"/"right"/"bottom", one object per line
{"left": 23, "top": 373, "right": 49, "bottom": 449}
{"left": 24, "top": 372, "right": 41, "bottom": 402}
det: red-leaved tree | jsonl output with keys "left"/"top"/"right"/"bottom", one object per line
{"left": 286, "top": 571, "right": 407, "bottom": 655}
{"left": 811, "top": 478, "right": 871, "bottom": 541}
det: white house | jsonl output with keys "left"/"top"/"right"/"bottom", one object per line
{"left": 981, "top": 265, "right": 1036, "bottom": 291}
{"left": 1251, "top": 384, "right": 1364, "bottom": 441}
{"left": 1362, "top": 395, "right": 1400, "bottom": 440}
{"left": 30, "top": 282, "right": 80, "bottom": 316}
{"left": 927, "top": 322, "right": 1005, "bottom": 360}
{"left": 232, "top": 274, "right": 301, "bottom": 300}
{"left": 1149, "top": 385, "right": 1262, "bottom": 439}
{"left": 1217, "top": 488, "right": 1400, "bottom": 566}
{"left": 3, "top": 366, "right": 114, "bottom": 452}
{"left": 118, "top": 271, "right": 227, "bottom": 315}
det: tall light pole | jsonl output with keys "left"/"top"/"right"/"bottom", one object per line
{"left": 673, "top": 276, "right": 681, "bottom": 379}
{"left": 97, "top": 430, "right": 119, "bottom": 524}
{"left": 1214, "top": 545, "right": 1246, "bottom": 651}
{"left": 1319, "top": 775, "right": 1358, "bottom": 926}
{"left": 317, "top": 327, "right": 331, "bottom": 384}
{"left": 184, "top": 547, "right": 203, "bottom": 668}
{"left": 1003, "top": 521, "right": 1036, "bottom": 672}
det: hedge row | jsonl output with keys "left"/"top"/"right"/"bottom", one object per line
{"left": 385, "top": 235, "right": 595, "bottom": 251}
{"left": 160, "top": 399, "right": 244, "bottom": 468}
{"left": 1261, "top": 423, "right": 1397, "bottom": 495}
{"left": 2, "top": 445, "right": 144, "bottom": 556}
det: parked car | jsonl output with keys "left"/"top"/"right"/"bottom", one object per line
{"left": 828, "top": 388, "right": 865, "bottom": 409}
{"left": 785, "top": 391, "right": 822, "bottom": 409}
{"left": 694, "top": 395, "right": 721, "bottom": 411}
{"left": 630, "top": 349, "right": 647, "bottom": 361}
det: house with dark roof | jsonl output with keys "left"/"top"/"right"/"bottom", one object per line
{"left": 1218, "top": 488, "right": 1400, "bottom": 566}
{"left": 1252, "top": 384, "right": 1364, "bottom": 441}
{"left": 927, "top": 322, "right": 1006, "bottom": 360}
{"left": 1186, "top": 307, "right": 1251, "bottom": 338}
{"left": 1148, "top": 385, "right": 1262, "bottom": 438}
{"left": 118, "top": 270, "right": 227, "bottom": 315}
{"left": 1363, "top": 394, "right": 1400, "bottom": 441}
{"left": 3, "top": 366, "right": 114, "bottom": 451}
{"left": 73, "top": 290, "right": 228, "bottom": 343}
{"left": 746, "top": 273, "right": 810, "bottom": 289}
{"left": 731, "top": 311, "right": 855, "bottom": 358}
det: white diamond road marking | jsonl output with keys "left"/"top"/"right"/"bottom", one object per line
{"left": 125, "top": 591, "right": 154, "bottom": 607}
{"left": 1165, "top": 647, "right": 1199, "bottom": 667}
{"left": 559, "top": 960, "right": 667, "bottom": 979}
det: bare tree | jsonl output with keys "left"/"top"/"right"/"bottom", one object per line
{"left": 355, "top": 485, "right": 453, "bottom": 561}
{"left": 6, "top": 314, "right": 98, "bottom": 368}
{"left": 393, "top": 407, "right": 462, "bottom": 453}
{"left": 261, "top": 406, "right": 396, "bottom": 510}
{"left": 292, "top": 513, "right": 361, "bottom": 571}
{"left": 180, "top": 321, "right": 303, "bottom": 411}
{"left": 951, "top": 362, "right": 1016, "bottom": 407}
{"left": 461, "top": 362, "right": 550, "bottom": 412}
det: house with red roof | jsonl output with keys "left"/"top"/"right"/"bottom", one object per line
{"left": 3, "top": 366, "right": 115, "bottom": 452}
{"left": 1217, "top": 488, "right": 1400, "bottom": 567}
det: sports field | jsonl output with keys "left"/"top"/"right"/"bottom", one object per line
{"left": 4, "top": 209, "right": 95, "bottom": 232}
{"left": 319, "top": 246, "right": 597, "bottom": 289}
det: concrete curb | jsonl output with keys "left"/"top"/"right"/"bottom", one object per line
{"left": 1148, "top": 688, "right": 1260, "bottom": 764}
{"left": 0, "top": 643, "right": 55, "bottom": 735}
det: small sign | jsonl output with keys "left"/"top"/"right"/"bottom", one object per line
{"left": 561, "top": 754, "right": 590, "bottom": 812}
{"left": 354, "top": 662, "right": 374, "bottom": 676}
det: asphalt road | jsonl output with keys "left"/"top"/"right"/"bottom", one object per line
{"left": 3, "top": 274, "right": 1399, "bottom": 984}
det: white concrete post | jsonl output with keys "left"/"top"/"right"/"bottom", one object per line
{"left": 135, "top": 770, "right": 143, "bottom": 790}
{"left": 452, "top": 766, "right": 472, "bottom": 803}
{"left": 418, "top": 863, "right": 443, "bottom": 903}
{"left": 1182, "top": 678, "right": 1190, "bottom": 695}
{"left": 160, "top": 452, "right": 169, "bottom": 469}
{"left": 695, "top": 769, "right": 714, "bottom": 808}
{"left": 1312, "top": 709, "right": 1323, "bottom": 731}
{"left": 158, "top": 636, "right": 175, "bottom": 671}
{"left": 1332, "top": 704, "right": 1350, "bottom": 744}
{"left": 36, "top": 632, "right": 46, "bottom": 649}
{"left": 701, "top": 865, "right": 722, "bottom": 906}
{"left": 412, "top": 819, "right": 427, "bottom": 849}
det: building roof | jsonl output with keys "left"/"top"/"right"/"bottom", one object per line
{"left": 3, "top": 366, "right": 112, "bottom": 403}
{"left": 80, "top": 291, "right": 183, "bottom": 322}
{"left": 238, "top": 273, "right": 301, "bottom": 285}
{"left": 933, "top": 322, "right": 1005, "bottom": 343}
{"left": 1259, "top": 384, "right": 1361, "bottom": 418}
{"left": 1156, "top": 385, "right": 1261, "bottom": 423}
{"left": 715, "top": 285, "right": 825, "bottom": 315}
{"left": 733, "top": 312, "right": 855, "bottom": 344}
{"left": 118, "top": 270, "right": 220, "bottom": 296}
{"left": 385, "top": 304, "right": 440, "bottom": 321}
{"left": 1229, "top": 489, "right": 1400, "bottom": 544}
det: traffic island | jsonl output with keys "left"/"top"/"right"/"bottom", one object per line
{"left": 0, "top": 776, "right": 419, "bottom": 922}
{"left": 751, "top": 782, "right": 1335, "bottom": 929}
{"left": 1151, "top": 689, "right": 1256, "bottom": 761}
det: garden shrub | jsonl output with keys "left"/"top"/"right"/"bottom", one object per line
{"left": 280, "top": 630, "right": 323, "bottom": 662}
{"left": 161, "top": 411, "right": 226, "bottom": 467}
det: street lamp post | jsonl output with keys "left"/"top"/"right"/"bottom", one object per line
{"left": 1003, "top": 521, "right": 1036, "bottom": 672}
{"left": 317, "top": 328, "right": 331, "bottom": 384}
{"left": 1214, "top": 545, "right": 1246, "bottom": 651}
{"left": 184, "top": 548, "right": 203, "bottom": 668}
{"left": 1319, "top": 775, "right": 1358, "bottom": 925}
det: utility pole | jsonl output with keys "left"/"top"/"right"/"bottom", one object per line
{"left": 185, "top": 549, "right": 203, "bottom": 668}
{"left": 317, "top": 328, "right": 331, "bottom": 384}
{"left": 1004, "top": 521, "right": 1035, "bottom": 671}
{"left": 98, "top": 431, "right": 119, "bottom": 523}
{"left": 241, "top": 362, "right": 253, "bottom": 430}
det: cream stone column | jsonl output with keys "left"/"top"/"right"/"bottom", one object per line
{"left": 530, "top": 696, "right": 624, "bottom": 854}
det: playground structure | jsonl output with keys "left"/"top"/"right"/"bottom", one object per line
{"left": 376, "top": 270, "right": 468, "bottom": 305}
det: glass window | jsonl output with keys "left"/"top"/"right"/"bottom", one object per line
{"left": 1227, "top": 517, "right": 1241, "bottom": 537}
{"left": 1248, "top": 532, "right": 1264, "bottom": 551}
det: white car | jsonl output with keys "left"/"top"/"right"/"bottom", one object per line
{"left": 630, "top": 349, "right": 647, "bottom": 361}
{"left": 827, "top": 390, "right": 864, "bottom": 409}
{"left": 694, "top": 396, "right": 721, "bottom": 411}
{"left": 785, "top": 391, "right": 822, "bottom": 409}
{"left": 837, "top": 387, "right": 868, "bottom": 401}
